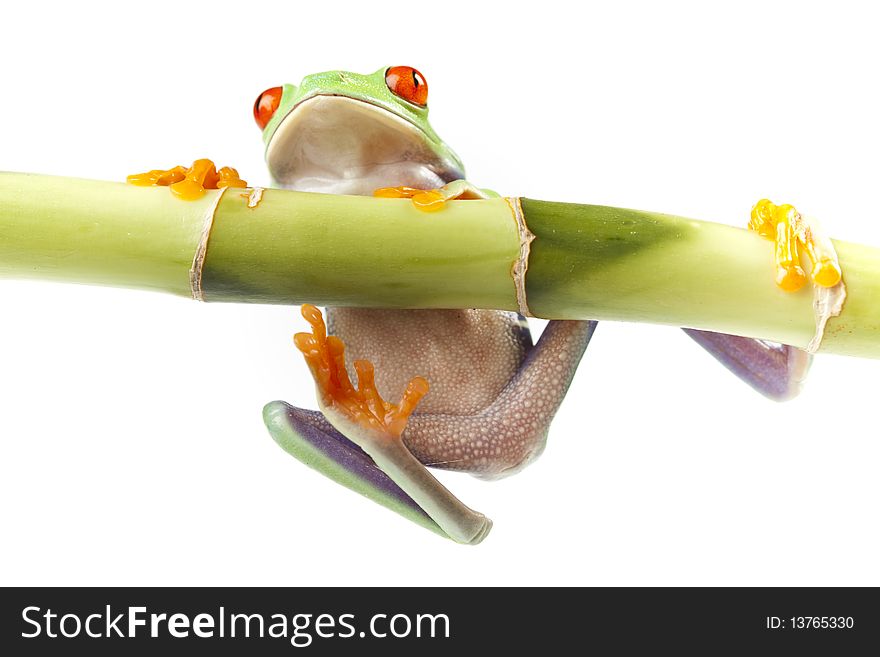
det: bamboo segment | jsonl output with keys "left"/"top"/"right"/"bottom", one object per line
{"left": 521, "top": 200, "right": 880, "bottom": 358}
{"left": 523, "top": 200, "right": 817, "bottom": 348}
{"left": 200, "top": 188, "right": 522, "bottom": 310}
{"left": 1, "top": 172, "right": 879, "bottom": 357}
{"left": 822, "top": 240, "right": 880, "bottom": 357}
{"left": 0, "top": 173, "right": 211, "bottom": 297}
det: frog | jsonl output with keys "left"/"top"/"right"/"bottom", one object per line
{"left": 179, "top": 65, "right": 814, "bottom": 543}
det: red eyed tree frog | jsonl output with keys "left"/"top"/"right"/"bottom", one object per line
{"left": 251, "top": 66, "right": 819, "bottom": 543}
{"left": 132, "top": 66, "right": 824, "bottom": 543}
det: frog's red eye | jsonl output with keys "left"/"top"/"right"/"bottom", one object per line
{"left": 385, "top": 66, "right": 428, "bottom": 107}
{"left": 253, "top": 86, "right": 283, "bottom": 130}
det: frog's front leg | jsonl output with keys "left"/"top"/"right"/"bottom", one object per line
{"left": 373, "top": 179, "right": 494, "bottom": 211}
{"left": 127, "top": 158, "right": 247, "bottom": 200}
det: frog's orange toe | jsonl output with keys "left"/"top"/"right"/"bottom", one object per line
{"left": 169, "top": 178, "right": 206, "bottom": 201}
{"left": 127, "top": 158, "right": 248, "bottom": 200}
{"left": 373, "top": 185, "right": 420, "bottom": 199}
{"left": 387, "top": 376, "right": 430, "bottom": 437}
{"left": 293, "top": 304, "right": 429, "bottom": 440}
{"left": 775, "top": 264, "right": 808, "bottom": 292}
{"left": 748, "top": 198, "right": 842, "bottom": 292}
{"left": 373, "top": 185, "right": 447, "bottom": 212}
{"left": 811, "top": 259, "right": 842, "bottom": 288}
{"left": 410, "top": 190, "right": 446, "bottom": 212}
{"left": 216, "top": 166, "right": 248, "bottom": 189}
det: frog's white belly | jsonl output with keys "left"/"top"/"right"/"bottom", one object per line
{"left": 327, "top": 308, "right": 530, "bottom": 415}
{"left": 268, "top": 95, "right": 462, "bottom": 196}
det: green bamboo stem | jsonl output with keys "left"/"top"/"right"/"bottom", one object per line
{"left": 0, "top": 173, "right": 210, "bottom": 296}
{"left": 201, "top": 181, "right": 519, "bottom": 309}
{"left": 2, "top": 172, "right": 879, "bottom": 357}
{"left": 522, "top": 200, "right": 880, "bottom": 357}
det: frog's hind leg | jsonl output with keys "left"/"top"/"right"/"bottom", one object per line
{"left": 281, "top": 304, "right": 493, "bottom": 544}
{"left": 271, "top": 311, "right": 595, "bottom": 540}
{"left": 403, "top": 319, "right": 598, "bottom": 478}
{"left": 263, "top": 402, "right": 448, "bottom": 538}
{"left": 683, "top": 329, "right": 811, "bottom": 401}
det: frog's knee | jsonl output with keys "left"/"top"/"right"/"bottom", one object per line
{"left": 401, "top": 321, "right": 594, "bottom": 477}
{"left": 403, "top": 412, "right": 553, "bottom": 478}
{"left": 474, "top": 426, "right": 550, "bottom": 480}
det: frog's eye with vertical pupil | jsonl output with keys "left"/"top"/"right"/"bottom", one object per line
{"left": 385, "top": 66, "right": 428, "bottom": 107}
{"left": 253, "top": 86, "right": 283, "bottom": 130}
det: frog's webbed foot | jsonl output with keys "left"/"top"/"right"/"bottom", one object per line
{"left": 684, "top": 199, "right": 845, "bottom": 401}
{"left": 127, "top": 158, "right": 247, "bottom": 200}
{"left": 373, "top": 179, "right": 494, "bottom": 212}
{"left": 284, "top": 304, "right": 491, "bottom": 544}
{"left": 748, "top": 198, "right": 842, "bottom": 292}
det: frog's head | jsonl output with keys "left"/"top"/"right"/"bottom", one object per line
{"left": 253, "top": 66, "right": 465, "bottom": 195}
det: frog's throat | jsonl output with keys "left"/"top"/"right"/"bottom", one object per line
{"left": 265, "top": 95, "right": 464, "bottom": 196}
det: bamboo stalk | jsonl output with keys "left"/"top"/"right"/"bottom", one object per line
{"left": 201, "top": 181, "right": 520, "bottom": 309}
{"left": 0, "top": 173, "right": 209, "bottom": 296}
{"left": 2, "top": 172, "right": 879, "bottom": 357}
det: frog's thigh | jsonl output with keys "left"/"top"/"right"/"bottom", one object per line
{"left": 683, "top": 329, "right": 811, "bottom": 401}
{"left": 403, "top": 320, "right": 598, "bottom": 478}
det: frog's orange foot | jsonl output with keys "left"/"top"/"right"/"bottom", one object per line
{"left": 373, "top": 185, "right": 448, "bottom": 212}
{"left": 127, "top": 158, "right": 247, "bottom": 201}
{"left": 373, "top": 179, "right": 490, "bottom": 213}
{"left": 749, "top": 198, "right": 842, "bottom": 292}
{"left": 293, "top": 304, "right": 429, "bottom": 440}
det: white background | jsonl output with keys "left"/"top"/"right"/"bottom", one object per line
{"left": 1, "top": 0, "right": 879, "bottom": 586}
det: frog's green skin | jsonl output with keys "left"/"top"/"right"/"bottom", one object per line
{"left": 261, "top": 67, "right": 810, "bottom": 533}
